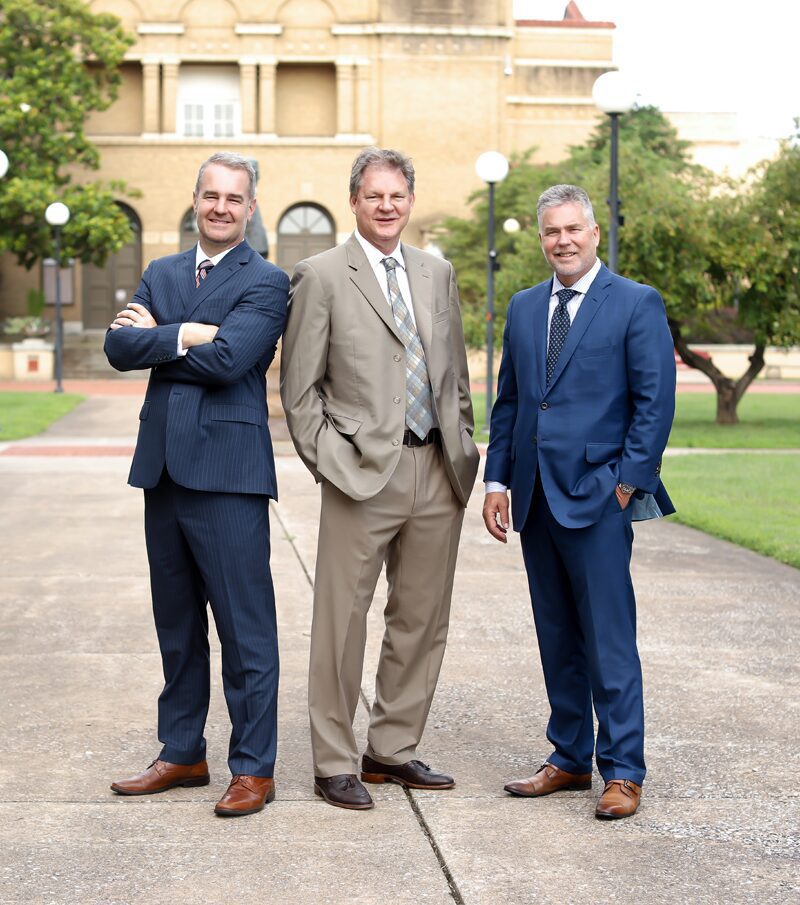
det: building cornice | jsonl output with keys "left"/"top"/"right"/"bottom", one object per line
{"left": 514, "top": 58, "right": 613, "bottom": 69}
{"left": 332, "top": 24, "right": 513, "bottom": 39}
{"left": 138, "top": 23, "right": 184, "bottom": 35}
{"left": 506, "top": 95, "right": 595, "bottom": 106}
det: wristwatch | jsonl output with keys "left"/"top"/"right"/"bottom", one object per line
{"left": 618, "top": 482, "right": 637, "bottom": 494}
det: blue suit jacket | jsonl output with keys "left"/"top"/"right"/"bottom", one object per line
{"left": 104, "top": 241, "right": 289, "bottom": 497}
{"left": 484, "top": 264, "right": 675, "bottom": 530}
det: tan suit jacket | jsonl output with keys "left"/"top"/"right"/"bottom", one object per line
{"left": 280, "top": 234, "right": 479, "bottom": 505}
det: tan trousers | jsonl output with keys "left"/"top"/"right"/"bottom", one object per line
{"left": 309, "top": 442, "right": 465, "bottom": 777}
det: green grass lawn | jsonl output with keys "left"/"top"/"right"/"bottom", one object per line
{"left": 0, "top": 392, "right": 85, "bottom": 440}
{"left": 664, "top": 453, "right": 800, "bottom": 569}
{"left": 668, "top": 392, "right": 800, "bottom": 448}
{"left": 474, "top": 392, "right": 800, "bottom": 449}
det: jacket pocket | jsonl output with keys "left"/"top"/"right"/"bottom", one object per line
{"left": 432, "top": 308, "right": 450, "bottom": 323}
{"left": 326, "top": 411, "right": 362, "bottom": 436}
{"left": 139, "top": 402, "right": 150, "bottom": 421}
{"left": 210, "top": 404, "right": 262, "bottom": 425}
{"left": 585, "top": 441, "right": 623, "bottom": 463}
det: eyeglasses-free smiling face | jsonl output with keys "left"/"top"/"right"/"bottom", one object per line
{"left": 539, "top": 202, "right": 600, "bottom": 286}
{"left": 350, "top": 165, "right": 415, "bottom": 255}
{"left": 193, "top": 163, "right": 256, "bottom": 255}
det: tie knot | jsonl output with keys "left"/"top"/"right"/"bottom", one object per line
{"left": 198, "top": 259, "right": 214, "bottom": 272}
{"left": 556, "top": 288, "right": 578, "bottom": 306}
{"left": 381, "top": 257, "right": 397, "bottom": 273}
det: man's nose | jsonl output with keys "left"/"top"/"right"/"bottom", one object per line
{"left": 377, "top": 195, "right": 393, "bottom": 210}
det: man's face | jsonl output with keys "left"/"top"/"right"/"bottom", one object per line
{"left": 350, "top": 165, "right": 414, "bottom": 254}
{"left": 193, "top": 163, "right": 256, "bottom": 254}
{"left": 539, "top": 202, "right": 600, "bottom": 286}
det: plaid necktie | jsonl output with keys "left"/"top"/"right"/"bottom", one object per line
{"left": 381, "top": 257, "right": 434, "bottom": 440}
{"left": 196, "top": 259, "right": 214, "bottom": 288}
{"left": 546, "top": 288, "right": 579, "bottom": 385}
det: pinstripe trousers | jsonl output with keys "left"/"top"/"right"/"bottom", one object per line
{"left": 144, "top": 470, "right": 279, "bottom": 777}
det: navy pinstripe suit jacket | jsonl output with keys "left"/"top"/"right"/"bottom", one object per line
{"left": 105, "top": 241, "right": 289, "bottom": 498}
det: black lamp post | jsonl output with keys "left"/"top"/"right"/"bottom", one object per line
{"left": 475, "top": 151, "right": 509, "bottom": 423}
{"left": 45, "top": 202, "right": 70, "bottom": 394}
{"left": 592, "top": 72, "right": 636, "bottom": 274}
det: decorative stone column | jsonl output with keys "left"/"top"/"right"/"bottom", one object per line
{"left": 336, "top": 59, "right": 355, "bottom": 135}
{"left": 161, "top": 57, "right": 179, "bottom": 134}
{"left": 355, "top": 58, "right": 371, "bottom": 135}
{"left": 142, "top": 56, "right": 161, "bottom": 134}
{"left": 258, "top": 57, "right": 277, "bottom": 135}
{"left": 240, "top": 58, "right": 258, "bottom": 134}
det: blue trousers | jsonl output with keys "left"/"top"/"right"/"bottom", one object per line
{"left": 143, "top": 471, "right": 279, "bottom": 776}
{"left": 520, "top": 479, "right": 645, "bottom": 785}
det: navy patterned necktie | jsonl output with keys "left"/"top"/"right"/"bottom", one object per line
{"left": 196, "top": 259, "right": 214, "bottom": 288}
{"left": 546, "top": 288, "right": 579, "bottom": 385}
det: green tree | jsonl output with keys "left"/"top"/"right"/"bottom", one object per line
{"left": 439, "top": 107, "right": 800, "bottom": 424}
{"left": 0, "top": 0, "right": 135, "bottom": 268}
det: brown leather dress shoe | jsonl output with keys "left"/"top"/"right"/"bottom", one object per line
{"left": 504, "top": 762, "right": 592, "bottom": 797}
{"left": 314, "top": 774, "right": 374, "bottom": 810}
{"left": 361, "top": 754, "right": 455, "bottom": 790}
{"left": 214, "top": 775, "right": 275, "bottom": 817}
{"left": 595, "top": 779, "right": 642, "bottom": 819}
{"left": 110, "top": 758, "right": 210, "bottom": 795}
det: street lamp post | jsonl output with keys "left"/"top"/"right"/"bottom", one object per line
{"left": 475, "top": 151, "right": 509, "bottom": 423}
{"left": 45, "top": 202, "right": 71, "bottom": 394}
{"left": 592, "top": 72, "right": 636, "bottom": 274}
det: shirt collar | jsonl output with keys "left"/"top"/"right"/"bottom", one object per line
{"left": 354, "top": 230, "right": 406, "bottom": 271}
{"left": 552, "top": 257, "right": 602, "bottom": 297}
{"left": 195, "top": 241, "right": 240, "bottom": 270}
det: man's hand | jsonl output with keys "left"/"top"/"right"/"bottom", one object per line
{"left": 615, "top": 485, "right": 633, "bottom": 510}
{"left": 110, "top": 302, "right": 157, "bottom": 330}
{"left": 181, "top": 323, "right": 219, "bottom": 348}
{"left": 483, "top": 491, "right": 510, "bottom": 543}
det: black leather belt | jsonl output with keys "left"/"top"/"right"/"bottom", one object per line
{"left": 402, "top": 428, "right": 439, "bottom": 447}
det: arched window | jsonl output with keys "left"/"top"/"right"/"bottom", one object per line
{"left": 179, "top": 208, "right": 199, "bottom": 252}
{"left": 276, "top": 203, "right": 336, "bottom": 272}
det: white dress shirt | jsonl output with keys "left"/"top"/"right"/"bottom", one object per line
{"left": 485, "top": 257, "right": 603, "bottom": 495}
{"left": 177, "top": 242, "right": 240, "bottom": 355}
{"left": 353, "top": 230, "right": 418, "bottom": 328}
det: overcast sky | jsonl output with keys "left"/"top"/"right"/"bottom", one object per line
{"left": 514, "top": 0, "right": 798, "bottom": 141}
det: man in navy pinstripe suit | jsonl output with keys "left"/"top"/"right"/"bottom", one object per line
{"left": 105, "top": 153, "right": 289, "bottom": 817}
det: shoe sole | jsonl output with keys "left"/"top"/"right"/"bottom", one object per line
{"left": 595, "top": 807, "right": 638, "bottom": 820}
{"left": 215, "top": 790, "right": 275, "bottom": 817}
{"left": 110, "top": 776, "right": 210, "bottom": 796}
{"left": 361, "top": 771, "right": 455, "bottom": 790}
{"left": 504, "top": 781, "right": 592, "bottom": 797}
{"left": 314, "top": 783, "right": 374, "bottom": 810}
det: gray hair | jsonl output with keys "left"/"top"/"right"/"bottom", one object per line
{"left": 195, "top": 152, "right": 257, "bottom": 200}
{"left": 537, "top": 184, "right": 595, "bottom": 229}
{"left": 349, "top": 147, "right": 415, "bottom": 197}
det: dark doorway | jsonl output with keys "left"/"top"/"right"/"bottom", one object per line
{"left": 83, "top": 204, "right": 142, "bottom": 329}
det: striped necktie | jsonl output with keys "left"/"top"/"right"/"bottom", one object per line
{"left": 196, "top": 259, "right": 214, "bottom": 288}
{"left": 381, "top": 257, "right": 434, "bottom": 440}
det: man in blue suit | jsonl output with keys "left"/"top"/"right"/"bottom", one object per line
{"left": 105, "top": 152, "right": 289, "bottom": 817}
{"left": 483, "top": 184, "right": 675, "bottom": 820}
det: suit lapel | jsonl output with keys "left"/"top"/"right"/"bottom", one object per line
{"left": 346, "top": 235, "right": 402, "bottom": 342}
{"left": 184, "top": 241, "right": 251, "bottom": 320}
{"left": 176, "top": 249, "right": 196, "bottom": 313}
{"left": 544, "top": 266, "right": 611, "bottom": 394}
{"left": 402, "top": 245, "right": 433, "bottom": 361}
{"left": 534, "top": 279, "right": 553, "bottom": 395}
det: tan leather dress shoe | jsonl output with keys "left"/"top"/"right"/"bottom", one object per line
{"left": 214, "top": 775, "right": 275, "bottom": 817}
{"left": 595, "top": 779, "right": 642, "bottom": 819}
{"left": 504, "top": 762, "right": 592, "bottom": 797}
{"left": 110, "top": 758, "right": 210, "bottom": 795}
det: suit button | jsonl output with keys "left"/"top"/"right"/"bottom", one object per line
{"left": 532, "top": 436, "right": 537, "bottom": 443}
{"left": 393, "top": 396, "right": 401, "bottom": 404}
{"left": 540, "top": 402, "right": 549, "bottom": 410}
{"left": 392, "top": 439, "right": 400, "bottom": 446}
{"left": 393, "top": 354, "right": 402, "bottom": 362}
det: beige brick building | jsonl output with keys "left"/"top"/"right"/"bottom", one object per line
{"left": 1, "top": 0, "right": 615, "bottom": 332}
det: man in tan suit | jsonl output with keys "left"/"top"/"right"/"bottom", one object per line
{"left": 281, "top": 147, "right": 479, "bottom": 810}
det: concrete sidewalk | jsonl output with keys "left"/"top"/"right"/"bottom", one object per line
{"left": 1, "top": 394, "right": 798, "bottom": 905}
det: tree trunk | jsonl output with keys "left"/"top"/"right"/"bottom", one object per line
{"left": 668, "top": 319, "right": 766, "bottom": 425}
